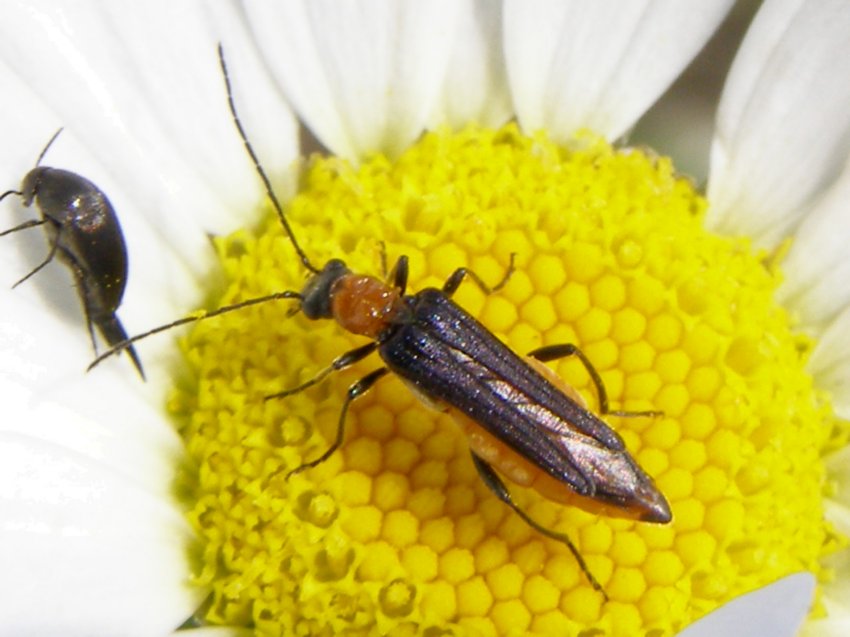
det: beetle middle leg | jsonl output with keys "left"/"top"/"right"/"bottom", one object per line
{"left": 286, "top": 366, "right": 389, "bottom": 478}
{"left": 75, "top": 271, "right": 102, "bottom": 358}
{"left": 529, "top": 343, "right": 662, "bottom": 418}
{"left": 470, "top": 452, "right": 608, "bottom": 599}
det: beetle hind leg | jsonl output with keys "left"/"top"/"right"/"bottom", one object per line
{"left": 471, "top": 452, "right": 608, "bottom": 600}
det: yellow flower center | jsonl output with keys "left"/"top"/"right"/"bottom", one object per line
{"left": 171, "top": 124, "right": 844, "bottom": 636}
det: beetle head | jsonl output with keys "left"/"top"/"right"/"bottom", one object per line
{"left": 20, "top": 167, "right": 49, "bottom": 207}
{"left": 300, "top": 259, "right": 351, "bottom": 319}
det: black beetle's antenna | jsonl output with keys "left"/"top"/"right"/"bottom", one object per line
{"left": 217, "top": 44, "right": 320, "bottom": 275}
{"left": 1, "top": 129, "right": 65, "bottom": 203}
{"left": 35, "top": 128, "right": 63, "bottom": 167}
{"left": 87, "top": 289, "right": 302, "bottom": 371}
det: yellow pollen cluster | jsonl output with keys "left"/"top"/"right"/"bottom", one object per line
{"left": 170, "top": 125, "right": 843, "bottom": 636}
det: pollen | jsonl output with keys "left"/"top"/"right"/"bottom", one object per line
{"left": 172, "top": 124, "right": 846, "bottom": 635}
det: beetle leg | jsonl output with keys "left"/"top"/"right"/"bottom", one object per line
{"left": 0, "top": 188, "right": 24, "bottom": 203}
{"left": 470, "top": 452, "right": 608, "bottom": 599}
{"left": 287, "top": 366, "right": 389, "bottom": 478}
{"left": 75, "top": 271, "right": 100, "bottom": 357}
{"left": 265, "top": 341, "right": 379, "bottom": 401}
{"left": 0, "top": 217, "right": 46, "bottom": 237}
{"left": 528, "top": 343, "right": 662, "bottom": 418}
{"left": 442, "top": 252, "right": 516, "bottom": 297}
{"left": 11, "top": 223, "right": 63, "bottom": 289}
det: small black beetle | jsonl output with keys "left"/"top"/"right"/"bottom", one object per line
{"left": 1, "top": 129, "right": 144, "bottom": 378}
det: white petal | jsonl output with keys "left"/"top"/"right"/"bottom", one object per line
{"left": 0, "top": 0, "right": 299, "bottom": 341}
{"left": 0, "top": 434, "right": 203, "bottom": 637}
{"left": 242, "top": 0, "right": 461, "bottom": 160}
{"left": 428, "top": 0, "right": 512, "bottom": 130}
{"left": 777, "top": 158, "right": 850, "bottom": 328}
{"left": 707, "top": 0, "right": 850, "bottom": 246}
{"left": 807, "top": 304, "right": 850, "bottom": 420}
{"left": 504, "top": 0, "right": 733, "bottom": 142}
{"left": 172, "top": 630, "right": 252, "bottom": 637}
{"left": 676, "top": 573, "right": 815, "bottom": 637}
{"left": 825, "top": 447, "right": 850, "bottom": 536}
{"left": 805, "top": 544, "right": 850, "bottom": 637}
{"left": 0, "top": 3, "right": 301, "bottom": 633}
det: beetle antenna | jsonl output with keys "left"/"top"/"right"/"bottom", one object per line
{"left": 87, "top": 289, "right": 303, "bottom": 371}
{"left": 35, "top": 128, "right": 63, "bottom": 167}
{"left": 217, "top": 44, "right": 320, "bottom": 274}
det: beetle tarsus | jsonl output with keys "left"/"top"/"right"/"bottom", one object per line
{"left": 286, "top": 366, "right": 389, "bottom": 479}
{"left": 470, "top": 452, "right": 609, "bottom": 601}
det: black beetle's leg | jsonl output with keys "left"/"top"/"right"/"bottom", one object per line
{"left": 87, "top": 290, "right": 301, "bottom": 371}
{"left": 287, "top": 367, "right": 389, "bottom": 478}
{"left": 264, "top": 341, "right": 379, "bottom": 401}
{"left": 75, "top": 273, "right": 100, "bottom": 357}
{"left": 11, "top": 224, "right": 63, "bottom": 289}
{"left": 0, "top": 188, "right": 24, "bottom": 203}
{"left": 387, "top": 255, "right": 409, "bottom": 296}
{"left": 470, "top": 452, "right": 608, "bottom": 600}
{"left": 442, "top": 252, "right": 516, "bottom": 298}
{"left": 528, "top": 343, "right": 662, "bottom": 418}
{"left": 0, "top": 218, "right": 46, "bottom": 237}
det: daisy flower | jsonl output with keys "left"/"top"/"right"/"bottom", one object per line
{"left": 1, "top": 1, "right": 849, "bottom": 636}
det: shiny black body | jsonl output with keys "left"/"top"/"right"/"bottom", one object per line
{"left": 2, "top": 158, "right": 143, "bottom": 377}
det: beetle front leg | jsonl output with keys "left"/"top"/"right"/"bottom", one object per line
{"left": 265, "top": 341, "right": 379, "bottom": 401}
{"left": 442, "top": 253, "right": 516, "bottom": 298}
{"left": 0, "top": 217, "right": 46, "bottom": 237}
{"left": 287, "top": 367, "right": 389, "bottom": 478}
{"left": 11, "top": 223, "right": 62, "bottom": 289}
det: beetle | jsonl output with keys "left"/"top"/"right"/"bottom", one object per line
{"left": 1, "top": 130, "right": 144, "bottom": 378}
{"left": 92, "top": 45, "right": 672, "bottom": 595}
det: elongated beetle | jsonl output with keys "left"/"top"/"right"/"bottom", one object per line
{"left": 1, "top": 129, "right": 144, "bottom": 378}
{"left": 92, "top": 45, "right": 672, "bottom": 596}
